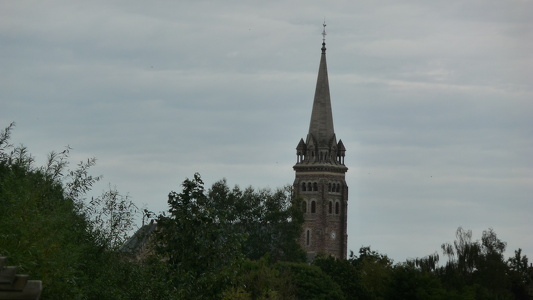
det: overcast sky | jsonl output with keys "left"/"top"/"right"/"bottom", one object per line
{"left": 2, "top": 0, "right": 532, "bottom": 262}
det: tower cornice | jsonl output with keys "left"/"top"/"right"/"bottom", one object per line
{"left": 293, "top": 163, "right": 348, "bottom": 174}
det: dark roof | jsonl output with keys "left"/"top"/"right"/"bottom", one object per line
{"left": 337, "top": 139, "right": 346, "bottom": 151}
{"left": 120, "top": 221, "right": 157, "bottom": 254}
{"left": 296, "top": 138, "right": 306, "bottom": 150}
{"left": 307, "top": 40, "right": 335, "bottom": 148}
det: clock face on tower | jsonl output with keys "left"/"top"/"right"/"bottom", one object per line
{"left": 330, "top": 231, "right": 336, "bottom": 239}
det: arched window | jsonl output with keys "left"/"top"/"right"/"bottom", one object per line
{"left": 306, "top": 230, "right": 310, "bottom": 246}
{"left": 328, "top": 201, "right": 333, "bottom": 214}
{"left": 307, "top": 182, "right": 312, "bottom": 191}
{"left": 336, "top": 183, "right": 341, "bottom": 193}
{"left": 302, "top": 201, "right": 307, "bottom": 213}
{"left": 335, "top": 202, "right": 340, "bottom": 215}
{"left": 301, "top": 182, "right": 306, "bottom": 191}
{"left": 311, "top": 201, "right": 316, "bottom": 213}
{"left": 313, "top": 182, "right": 318, "bottom": 191}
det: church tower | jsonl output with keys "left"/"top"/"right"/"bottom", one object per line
{"left": 293, "top": 24, "right": 348, "bottom": 260}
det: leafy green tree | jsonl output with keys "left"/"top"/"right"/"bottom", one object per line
{"left": 313, "top": 247, "right": 396, "bottom": 300}
{"left": 155, "top": 173, "right": 245, "bottom": 298}
{"left": 0, "top": 135, "right": 98, "bottom": 297}
{"left": 224, "top": 257, "right": 297, "bottom": 300}
{"left": 507, "top": 248, "right": 532, "bottom": 300}
{"left": 441, "top": 227, "right": 480, "bottom": 280}
{"left": 275, "top": 261, "right": 345, "bottom": 300}
{"left": 85, "top": 185, "right": 138, "bottom": 249}
{"left": 0, "top": 123, "right": 174, "bottom": 299}
{"left": 313, "top": 255, "right": 364, "bottom": 300}
{"left": 155, "top": 174, "right": 306, "bottom": 298}
{"left": 439, "top": 227, "right": 515, "bottom": 299}
{"left": 407, "top": 252, "right": 440, "bottom": 273}
{"left": 389, "top": 263, "right": 450, "bottom": 300}
{"left": 475, "top": 228, "right": 510, "bottom": 297}
{"left": 208, "top": 179, "right": 305, "bottom": 262}
{"left": 352, "top": 246, "right": 394, "bottom": 300}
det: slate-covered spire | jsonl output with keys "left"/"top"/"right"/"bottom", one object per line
{"left": 295, "top": 23, "right": 346, "bottom": 168}
{"left": 307, "top": 23, "right": 335, "bottom": 148}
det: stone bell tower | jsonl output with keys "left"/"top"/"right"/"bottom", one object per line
{"left": 293, "top": 24, "right": 348, "bottom": 260}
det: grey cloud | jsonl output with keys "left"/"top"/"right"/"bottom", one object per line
{"left": 1, "top": 0, "right": 531, "bottom": 262}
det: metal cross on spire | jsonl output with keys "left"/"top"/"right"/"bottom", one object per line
{"left": 321, "top": 20, "right": 327, "bottom": 53}
{"left": 322, "top": 21, "right": 327, "bottom": 43}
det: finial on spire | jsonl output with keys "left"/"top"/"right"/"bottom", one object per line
{"left": 321, "top": 20, "right": 327, "bottom": 53}
{"left": 322, "top": 21, "right": 327, "bottom": 43}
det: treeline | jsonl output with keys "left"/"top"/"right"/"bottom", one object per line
{"left": 1, "top": 123, "right": 532, "bottom": 299}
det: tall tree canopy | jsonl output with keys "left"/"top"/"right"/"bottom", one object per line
{"left": 154, "top": 173, "right": 305, "bottom": 298}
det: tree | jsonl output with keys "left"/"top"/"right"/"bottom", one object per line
{"left": 313, "top": 255, "right": 364, "bottom": 300}
{"left": 507, "top": 249, "right": 533, "bottom": 300}
{"left": 224, "top": 257, "right": 297, "bottom": 300}
{"left": 388, "top": 263, "right": 449, "bottom": 300}
{"left": 314, "top": 247, "right": 396, "bottom": 300}
{"left": 352, "top": 246, "right": 394, "bottom": 300}
{"left": 0, "top": 127, "right": 98, "bottom": 297}
{"left": 155, "top": 174, "right": 245, "bottom": 298}
{"left": 0, "top": 123, "right": 173, "bottom": 299}
{"left": 476, "top": 228, "right": 510, "bottom": 296}
{"left": 85, "top": 185, "right": 138, "bottom": 249}
{"left": 439, "top": 227, "right": 514, "bottom": 299}
{"left": 274, "top": 261, "right": 345, "bottom": 300}
{"left": 154, "top": 174, "right": 306, "bottom": 298}
{"left": 207, "top": 179, "right": 305, "bottom": 262}
{"left": 441, "top": 227, "right": 480, "bottom": 280}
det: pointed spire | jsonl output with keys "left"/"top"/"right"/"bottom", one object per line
{"left": 295, "top": 22, "right": 347, "bottom": 170}
{"left": 308, "top": 22, "right": 335, "bottom": 148}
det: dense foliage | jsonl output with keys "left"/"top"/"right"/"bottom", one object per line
{"left": 0, "top": 123, "right": 173, "bottom": 299}
{"left": 312, "top": 231, "right": 533, "bottom": 300}
{"left": 154, "top": 173, "right": 305, "bottom": 298}
{"left": 1, "top": 122, "right": 531, "bottom": 299}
